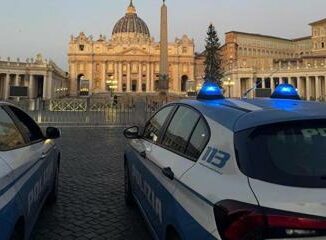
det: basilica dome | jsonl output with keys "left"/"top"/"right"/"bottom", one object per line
{"left": 112, "top": 1, "right": 150, "bottom": 37}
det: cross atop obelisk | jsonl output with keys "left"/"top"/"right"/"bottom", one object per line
{"left": 159, "top": 0, "right": 169, "bottom": 92}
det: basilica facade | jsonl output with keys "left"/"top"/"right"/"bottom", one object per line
{"left": 68, "top": 1, "right": 197, "bottom": 96}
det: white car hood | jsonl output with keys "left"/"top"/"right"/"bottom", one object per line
{"left": 249, "top": 177, "right": 326, "bottom": 218}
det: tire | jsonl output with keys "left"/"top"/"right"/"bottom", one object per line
{"left": 10, "top": 222, "right": 24, "bottom": 240}
{"left": 47, "top": 166, "right": 59, "bottom": 205}
{"left": 166, "top": 228, "right": 181, "bottom": 240}
{"left": 124, "top": 161, "right": 135, "bottom": 206}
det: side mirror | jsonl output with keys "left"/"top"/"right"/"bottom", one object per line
{"left": 46, "top": 127, "right": 61, "bottom": 139}
{"left": 123, "top": 126, "right": 140, "bottom": 139}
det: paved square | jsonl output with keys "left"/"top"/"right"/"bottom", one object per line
{"left": 32, "top": 127, "right": 151, "bottom": 240}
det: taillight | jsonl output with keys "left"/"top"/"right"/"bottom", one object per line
{"left": 214, "top": 200, "right": 326, "bottom": 240}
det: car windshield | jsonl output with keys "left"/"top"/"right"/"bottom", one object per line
{"left": 235, "top": 120, "right": 326, "bottom": 188}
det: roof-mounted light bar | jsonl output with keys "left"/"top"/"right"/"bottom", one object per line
{"left": 197, "top": 82, "right": 224, "bottom": 100}
{"left": 271, "top": 83, "right": 301, "bottom": 100}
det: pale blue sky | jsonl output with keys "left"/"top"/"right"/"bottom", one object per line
{"left": 0, "top": 0, "right": 325, "bottom": 70}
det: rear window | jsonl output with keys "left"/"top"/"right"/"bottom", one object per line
{"left": 235, "top": 120, "right": 326, "bottom": 188}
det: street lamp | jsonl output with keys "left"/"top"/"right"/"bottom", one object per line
{"left": 106, "top": 76, "right": 118, "bottom": 95}
{"left": 224, "top": 77, "right": 235, "bottom": 98}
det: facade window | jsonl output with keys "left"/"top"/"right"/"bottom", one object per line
{"left": 79, "top": 45, "right": 85, "bottom": 51}
{"left": 142, "top": 83, "right": 146, "bottom": 92}
{"left": 182, "top": 47, "right": 187, "bottom": 53}
{"left": 142, "top": 74, "right": 146, "bottom": 78}
{"left": 322, "top": 42, "right": 325, "bottom": 48}
{"left": 122, "top": 83, "right": 127, "bottom": 92}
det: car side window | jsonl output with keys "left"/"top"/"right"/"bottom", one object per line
{"left": 0, "top": 107, "right": 25, "bottom": 150}
{"left": 7, "top": 106, "right": 44, "bottom": 143}
{"left": 143, "top": 106, "right": 174, "bottom": 143}
{"left": 185, "top": 118, "right": 210, "bottom": 160}
{"left": 162, "top": 106, "right": 200, "bottom": 155}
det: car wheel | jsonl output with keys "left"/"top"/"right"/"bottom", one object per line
{"left": 124, "top": 161, "right": 135, "bottom": 207}
{"left": 47, "top": 166, "right": 59, "bottom": 204}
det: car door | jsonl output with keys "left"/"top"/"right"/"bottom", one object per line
{"left": 147, "top": 105, "right": 204, "bottom": 237}
{"left": 1, "top": 105, "right": 54, "bottom": 228}
{"left": 0, "top": 107, "right": 27, "bottom": 239}
{"left": 126, "top": 105, "right": 176, "bottom": 234}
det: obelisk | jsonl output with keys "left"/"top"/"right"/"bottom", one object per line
{"left": 159, "top": 0, "right": 169, "bottom": 92}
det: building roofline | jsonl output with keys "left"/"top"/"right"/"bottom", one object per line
{"left": 225, "top": 31, "right": 310, "bottom": 42}
{"left": 309, "top": 18, "right": 326, "bottom": 26}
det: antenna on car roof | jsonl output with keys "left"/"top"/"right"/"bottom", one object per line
{"left": 242, "top": 68, "right": 281, "bottom": 99}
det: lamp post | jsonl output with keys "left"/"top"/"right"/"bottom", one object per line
{"left": 224, "top": 77, "right": 235, "bottom": 98}
{"left": 106, "top": 76, "right": 118, "bottom": 96}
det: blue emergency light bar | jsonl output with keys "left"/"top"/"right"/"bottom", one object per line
{"left": 197, "top": 82, "right": 224, "bottom": 100}
{"left": 270, "top": 83, "right": 301, "bottom": 100}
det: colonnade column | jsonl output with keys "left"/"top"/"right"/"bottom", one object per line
{"left": 146, "top": 63, "right": 150, "bottom": 92}
{"left": 138, "top": 63, "right": 142, "bottom": 92}
{"left": 28, "top": 75, "right": 34, "bottom": 99}
{"left": 127, "top": 63, "right": 131, "bottom": 92}
{"left": 43, "top": 74, "right": 48, "bottom": 99}
{"left": 15, "top": 74, "right": 19, "bottom": 86}
{"left": 4, "top": 74, "right": 10, "bottom": 99}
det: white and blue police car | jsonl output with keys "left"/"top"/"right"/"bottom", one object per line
{"left": 124, "top": 82, "right": 326, "bottom": 240}
{"left": 0, "top": 102, "right": 61, "bottom": 240}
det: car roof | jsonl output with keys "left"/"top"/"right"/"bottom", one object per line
{"left": 178, "top": 98, "right": 326, "bottom": 132}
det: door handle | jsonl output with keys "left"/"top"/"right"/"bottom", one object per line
{"left": 139, "top": 151, "right": 146, "bottom": 159}
{"left": 162, "top": 167, "right": 174, "bottom": 180}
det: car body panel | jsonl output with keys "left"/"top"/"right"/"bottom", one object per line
{"left": 0, "top": 104, "right": 60, "bottom": 240}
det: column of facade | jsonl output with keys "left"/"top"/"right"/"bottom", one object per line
{"left": 316, "top": 76, "right": 321, "bottom": 100}
{"left": 115, "top": 62, "right": 120, "bottom": 92}
{"left": 4, "top": 74, "right": 10, "bottom": 99}
{"left": 118, "top": 62, "right": 123, "bottom": 92}
{"left": 146, "top": 63, "right": 150, "bottom": 92}
{"left": 47, "top": 72, "right": 53, "bottom": 99}
{"left": 102, "top": 62, "right": 106, "bottom": 92}
{"left": 271, "top": 78, "right": 275, "bottom": 92}
{"left": 249, "top": 78, "right": 254, "bottom": 98}
{"left": 306, "top": 76, "right": 311, "bottom": 100}
{"left": 151, "top": 62, "right": 155, "bottom": 92}
{"left": 297, "top": 77, "right": 302, "bottom": 97}
{"left": 262, "top": 78, "right": 266, "bottom": 88}
{"left": 138, "top": 63, "right": 142, "bottom": 92}
{"left": 28, "top": 75, "right": 34, "bottom": 98}
{"left": 127, "top": 63, "right": 131, "bottom": 92}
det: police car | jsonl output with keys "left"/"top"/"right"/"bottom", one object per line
{"left": 0, "top": 102, "right": 61, "bottom": 240}
{"left": 124, "top": 82, "right": 326, "bottom": 240}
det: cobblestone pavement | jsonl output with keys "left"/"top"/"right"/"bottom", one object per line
{"left": 32, "top": 127, "right": 151, "bottom": 240}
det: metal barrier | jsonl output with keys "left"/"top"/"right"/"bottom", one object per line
{"left": 5, "top": 98, "right": 165, "bottom": 126}
{"left": 4, "top": 95, "right": 191, "bottom": 126}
